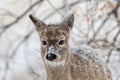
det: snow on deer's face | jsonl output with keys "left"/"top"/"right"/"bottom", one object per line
{"left": 29, "top": 14, "right": 74, "bottom": 67}
{"left": 40, "top": 27, "right": 69, "bottom": 67}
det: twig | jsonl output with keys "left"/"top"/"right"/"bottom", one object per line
{"left": 8, "top": 30, "right": 34, "bottom": 59}
{"left": 0, "top": 0, "right": 44, "bottom": 37}
{"left": 42, "top": 0, "right": 86, "bottom": 20}
{"left": 46, "top": 0, "right": 65, "bottom": 19}
{"left": 106, "top": 48, "right": 113, "bottom": 63}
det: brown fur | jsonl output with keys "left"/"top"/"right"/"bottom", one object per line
{"left": 29, "top": 14, "right": 112, "bottom": 80}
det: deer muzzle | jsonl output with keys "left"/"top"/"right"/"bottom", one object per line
{"left": 46, "top": 45, "right": 57, "bottom": 61}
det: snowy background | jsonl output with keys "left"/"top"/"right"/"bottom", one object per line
{"left": 0, "top": 0, "right": 120, "bottom": 80}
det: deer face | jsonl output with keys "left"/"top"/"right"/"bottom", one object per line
{"left": 29, "top": 14, "right": 74, "bottom": 67}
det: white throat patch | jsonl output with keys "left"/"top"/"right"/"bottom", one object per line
{"left": 44, "top": 58, "right": 65, "bottom": 67}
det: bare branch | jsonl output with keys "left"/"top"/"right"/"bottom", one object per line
{"left": 0, "top": 0, "right": 44, "bottom": 37}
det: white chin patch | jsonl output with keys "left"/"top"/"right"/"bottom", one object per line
{"left": 45, "top": 59, "right": 65, "bottom": 67}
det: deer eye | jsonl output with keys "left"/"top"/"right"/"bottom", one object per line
{"left": 42, "top": 41, "right": 47, "bottom": 45}
{"left": 58, "top": 40, "right": 65, "bottom": 45}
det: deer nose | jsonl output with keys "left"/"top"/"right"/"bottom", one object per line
{"left": 46, "top": 53, "right": 57, "bottom": 61}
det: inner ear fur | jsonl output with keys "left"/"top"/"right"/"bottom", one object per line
{"left": 61, "top": 14, "right": 74, "bottom": 32}
{"left": 29, "top": 14, "right": 46, "bottom": 31}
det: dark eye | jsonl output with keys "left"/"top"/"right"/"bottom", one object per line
{"left": 59, "top": 40, "right": 64, "bottom": 45}
{"left": 42, "top": 41, "right": 47, "bottom": 45}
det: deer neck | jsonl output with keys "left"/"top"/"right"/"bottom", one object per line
{"left": 44, "top": 53, "right": 71, "bottom": 80}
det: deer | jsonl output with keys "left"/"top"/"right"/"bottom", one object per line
{"left": 29, "top": 14, "right": 112, "bottom": 80}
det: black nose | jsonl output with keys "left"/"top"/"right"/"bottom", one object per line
{"left": 46, "top": 53, "right": 57, "bottom": 61}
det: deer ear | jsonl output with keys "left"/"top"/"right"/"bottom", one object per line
{"left": 61, "top": 14, "right": 74, "bottom": 32}
{"left": 29, "top": 15, "right": 46, "bottom": 31}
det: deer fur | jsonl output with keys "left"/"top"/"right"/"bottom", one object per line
{"left": 29, "top": 14, "right": 112, "bottom": 80}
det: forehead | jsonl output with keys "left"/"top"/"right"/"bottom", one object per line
{"left": 40, "top": 25, "right": 68, "bottom": 40}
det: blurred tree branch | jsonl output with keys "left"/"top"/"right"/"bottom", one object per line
{"left": 0, "top": 0, "right": 44, "bottom": 37}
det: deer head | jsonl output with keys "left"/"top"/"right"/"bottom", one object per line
{"left": 29, "top": 14, "right": 74, "bottom": 67}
